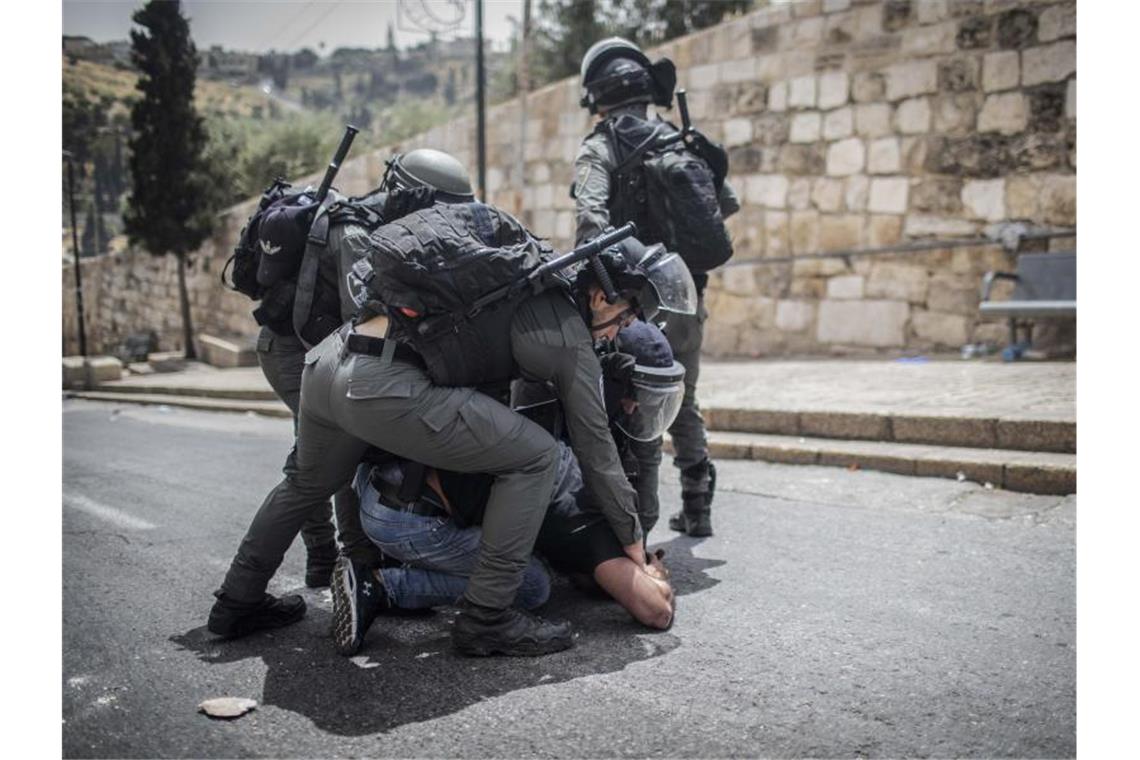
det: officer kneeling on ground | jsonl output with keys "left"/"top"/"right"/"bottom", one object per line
{"left": 239, "top": 152, "right": 455, "bottom": 591}
{"left": 210, "top": 171, "right": 697, "bottom": 656}
{"left": 208, "top": 149, "right": 473, "bottom": 638}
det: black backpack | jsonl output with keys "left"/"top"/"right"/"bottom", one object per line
{"left": 221, "top": 179, "right": 316, "bottom": 300}
{"left": 364, "top": 202, "right": 557, "bottom": 386}
{"left": 604, "top": 115, "right": 733, "bottom": 274}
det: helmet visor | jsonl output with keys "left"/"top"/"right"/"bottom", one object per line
{"left": 636, "top": 244, "right": 698, "bottom": 316}
{"left": 615, "top": 362, "right": 686, "bottom": 442}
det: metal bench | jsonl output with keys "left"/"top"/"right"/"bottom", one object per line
{"left": 979, "top": 251, "right": 1076, "bottom": 355}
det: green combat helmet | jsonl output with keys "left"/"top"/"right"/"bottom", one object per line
{"left": 381, "top": 148, "right": 475, "bottom": 203}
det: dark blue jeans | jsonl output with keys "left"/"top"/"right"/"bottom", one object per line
{"left": 354, "top": 465, "right": 550, "bottom": 610}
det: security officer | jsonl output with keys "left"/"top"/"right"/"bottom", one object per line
{"left": 206, "top": 150, "right": 464, "bottom": 638}
{"left": 572, "top": 37, "right": 740, "bottom": 538}
{"left": 210, "top": 189, "right": 696, "bottom": 657}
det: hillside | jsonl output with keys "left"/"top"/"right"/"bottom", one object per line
{"left": 63, "top": 57, "right": 278, "bottom": 120}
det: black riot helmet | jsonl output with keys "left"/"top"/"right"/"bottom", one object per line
{"left": 579, "top": 37, "right": 678, "bottom": 114}
{"left": 601, "top": 320, "right": 686, "bottom": 442}
{"left": 381, "top": 148, "right": 475, "bottom": 202}
{"left": 575, "top": 235, "right": 699, "bottom": 322}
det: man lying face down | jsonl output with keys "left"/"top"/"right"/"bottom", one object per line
{"left": 330, "top": 320, "right": 685, "bottom": 656}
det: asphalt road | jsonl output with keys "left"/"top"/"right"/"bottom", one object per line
{"left": 62, "top": 399, "right": 1075, "bottom": 758}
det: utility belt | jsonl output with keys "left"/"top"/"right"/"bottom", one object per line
{"left": 368, "top": 467, "right": 448, "bottom": 519}
{"left": 341, "top": 328, "right": 427, "bottom": 370}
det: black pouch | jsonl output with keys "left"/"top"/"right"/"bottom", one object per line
{"left": 408, "top": 303, "right": 518, "bottom": 387}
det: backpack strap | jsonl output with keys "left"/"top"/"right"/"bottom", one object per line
{"left": 611, "top": 120, "right": 670, "bottom": 176}
{"left": 327, "top": 198, "right": 385, "bottom": 231}
{"left": 469, "top": 202, "right": 496, "bottom": 246}
{"left": 291, "top": 207, "right": 331, "bottom": 349}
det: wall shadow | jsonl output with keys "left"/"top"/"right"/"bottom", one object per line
{"left": 172, "top": 537, "right": 723, "bottom": 737}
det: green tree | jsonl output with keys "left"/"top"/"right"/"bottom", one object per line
{"left": 62, "top": 84, "right": 108, "bottom": 168}
{"left": 532, "top": 0, "right": 608, "bottom": 85}
{"left": 530, "top": 0, "right": 755, "bottom": 89}
{"left": 123, "top": 0, "right": 217, "bottom": 359}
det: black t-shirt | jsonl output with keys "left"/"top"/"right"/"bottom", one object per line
{"left": 434, "top": 468, "right": 625, "bottom": 575}
{"left": 535, "top": 506, "right": 625, "bottom": 575}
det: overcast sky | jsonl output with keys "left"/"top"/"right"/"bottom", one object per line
{"left": 63, "top": 1, "right": 525, "bottom": 54}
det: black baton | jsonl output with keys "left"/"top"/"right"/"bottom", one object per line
{"left": 315, "top": 124, "right": 359, "bottom": 204}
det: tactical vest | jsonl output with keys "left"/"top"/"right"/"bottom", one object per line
{"left": 363, "top": 202, "right": 558, "bottom": 387}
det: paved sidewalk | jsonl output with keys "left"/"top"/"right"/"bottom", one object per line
{"left": 699, "top": 358, "right": 1074, "bottom": 423}
{"left": 109, "top": 363, "right": 274, "bottom": 398}
{"left": 102, "top": 357, "right": 1075, "bottom": 425}
{"left": 81, "top": 356, "right": 1077, "bottom": 494}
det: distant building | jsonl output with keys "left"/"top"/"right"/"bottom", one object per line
{"left": 201, "top": 45, "right": 258, "bottom": 80}
{"left": 63, "top": 36, "right": 133, "bottom": 68}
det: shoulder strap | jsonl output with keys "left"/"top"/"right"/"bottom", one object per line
{"left": 291, "top": 207, "right": 332, "bottom": 348}
{"left": 327, "top": 198, "right": 385, "bottom": 232}
{"left": 469, "top": 202, "right": 496, "bottom": 246}
{"left": 611, "top": 120, "right": 669, "bottom": 176}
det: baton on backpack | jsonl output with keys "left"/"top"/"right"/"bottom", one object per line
{"left": 314, "top": 124, "right": 359, "bottom": 205}
{"left": 528, "top": 222, "right": 638, "bottom": 299}
{"left": 676, "top": 89, "right": 693, "bottom": 136}
{"left": 466, "top": 223, "right": 639, "bottom": 316}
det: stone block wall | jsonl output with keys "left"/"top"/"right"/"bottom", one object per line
{"left": 63, "top": 0, "right": 1076, "bottom": 358}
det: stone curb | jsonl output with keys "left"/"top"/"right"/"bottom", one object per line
{"left": 67, "top": 392, "right": 1075, "bottom": 495}
{"left": 83, "top": 380, "right": 1076, "bottom": 456}
{"left": 90, "top": 383, "right": 278, "bottom": 401}
{"left": 704, "top": 408, "right": 1075, "bottom": 454}
{"left": 668, "top": 431, "right": 1076, "bottom": 496}
{"left": 65, "top": 391, "right": 292, "bottom": 419}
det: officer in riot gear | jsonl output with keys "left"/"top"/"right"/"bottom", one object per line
{"left": 211, "top": 189, "right": 696, "bottom": 656}
{"left": 380, "top": 148, "right": 476, "bottom": 202}
{"left": 573, "top": 36, "right": 740, "bottom": 538}
{"left": 207, "top": 150, "right": 469, "bottom": 638}
{"left": 516, "top": 313, "right": 687, "bottom": 542}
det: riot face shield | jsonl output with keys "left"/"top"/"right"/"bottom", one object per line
{"left": 626, "top": 242, "right": 698, "bottom": 317}
{"left": 617, "top": 362, "right": 686, "bottom": 442}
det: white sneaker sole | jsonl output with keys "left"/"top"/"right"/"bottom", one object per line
{"left": 330, "top": 557, "right": 360, "bottom": 655}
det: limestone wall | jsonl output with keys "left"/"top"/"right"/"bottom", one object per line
{"left": 63, "top": 0, "right": 1076, "bottom": 358}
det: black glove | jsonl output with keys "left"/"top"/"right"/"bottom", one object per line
{"left": 600, "top": 350, "right": 637, "bottom": 384}
{"left": 685, "top": 129, "right": 729, "bottom": 191}
{"left": 381, "top": 186, "right": 436, "bottom": 223}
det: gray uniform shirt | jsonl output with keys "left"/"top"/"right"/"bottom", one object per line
{"left": 573, "top": 103, "right": 740, "bottom": 247}
{"left": 509, "top": 288, "right": 642, "bottom": 547}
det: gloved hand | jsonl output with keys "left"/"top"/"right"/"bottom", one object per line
{"left": 599, "top": 350, "right": 637, "bottom": 385}
{"left": 381, "top": 186, "right": 436, "bottom": 222}
{"left": 684, "top": 128, "right": 729, "bottom": 191}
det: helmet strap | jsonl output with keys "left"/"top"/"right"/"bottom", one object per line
{"left": 591, "top": 306, "right": 636, "bottom": 333}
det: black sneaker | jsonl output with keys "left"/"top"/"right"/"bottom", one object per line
{"left": 330, "top": 555, "right": 389, "bottom": 656}
{"left": 305, "top": 542, "right": 338, "bottom": 588}
{"left": 452, "top": 599, "right": 574, "bottom": 657}
{"left": 207, "top": 592, "right": 306, "bottom": 639}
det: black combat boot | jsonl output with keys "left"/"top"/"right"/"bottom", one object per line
{"left": 330, "top": 555, "right": 393, "bottom": 656}
{"left": 452, "top": 598, "right": 574, "bottom": 657}
{"left": 207, "top": 591, "right": 306, "bottom": 639}
{"left": 669, "top": 459, "right": 716, "bottom": 537}
{"left": 305, "top": 542, "right": 339, "bottom": 588}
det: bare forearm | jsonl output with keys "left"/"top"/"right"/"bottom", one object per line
{"left": 593, "top": 557, "right": 674, "bottom": 629}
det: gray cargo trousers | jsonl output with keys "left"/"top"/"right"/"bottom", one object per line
{"left": 255, "top": 326, "right": 377, "bottom": 562}
{"left": 223, "top": 326, "right": 559, "bottom": 609}
{"left": 628, "top": 289, "right": 711, "bottom": 532}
